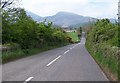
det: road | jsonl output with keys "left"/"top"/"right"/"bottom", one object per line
{"left": 2, "top": 32, "right": 109, "bottom": 82}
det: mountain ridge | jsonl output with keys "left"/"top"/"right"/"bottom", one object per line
{"left": 26, "top": 11, "right": 116, "bottom": 27}
{"left": 26, "top": 11, "right": 43, "bottom": 21}
{"left": 40, "top": 11, "right": 96, "bottom": 26}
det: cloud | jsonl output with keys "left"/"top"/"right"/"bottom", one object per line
{"left": 78, "top": 2, "right": 118, "bottom": 18}
{"left": 21, "top": 0, "right": 119, "bottom": 18}
{"left": 90, "top": 0, "right": 118, "bottom": 2}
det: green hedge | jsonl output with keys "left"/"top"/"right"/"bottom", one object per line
{"left": 86, "top": 19, "right": 119, "bottom": 80}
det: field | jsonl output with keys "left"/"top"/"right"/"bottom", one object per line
{"left": 67, "top": 32, "right": 80, "bottom": 42}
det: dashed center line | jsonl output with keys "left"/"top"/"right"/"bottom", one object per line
{"left": 24, "top": 43, "right": 81, "bottom": 81}
{"left": 46, "top": 49, "right": 71, "bottom": 67}
{"left": 64, "top": 50, "right": 70, "bottom": 54}
{"left": 46, "top": 45, "right": 78, "bottom": 67}
{"left": 24, "top": 77, "right": 34, "bottom": 83}
{"left": 47, "top": 56, "right": 61, "bottom": 66}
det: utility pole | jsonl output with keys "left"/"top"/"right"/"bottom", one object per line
{"left": 118, "top": 0, "right": 120, "bottom": 24}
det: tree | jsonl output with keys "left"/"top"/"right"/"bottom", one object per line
{"left": 2, "top": 7, "right": 69, "bottom": 49}
{"left": 1, "top": 0, "right": 20, "bottom": 9}
{"left": 77, "top": 27, "right": 82, "bottom": 39}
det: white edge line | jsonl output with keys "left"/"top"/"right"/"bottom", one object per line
{"left": 101, "top": 70, "right": 109, "bottom": 81}
{"left": 47, "top": 56, "right": 61, "bottom": 66}
{"left": 25, "top": 77, "right": 34, "bottom": 82}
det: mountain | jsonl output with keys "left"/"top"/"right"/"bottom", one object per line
{"left": 26, "top": 11, "right": 96, "bottom": 27}
{"left": 26, "top": 11, "right": 117, "bottom": 27}
{"left": 109, "top": 19, "right": 117, "bottom": 23}
{"left": 26, "top": 11, "right": 43, "bottom": 21}
{"left": 41, "top": 12, "right": 96, "bottom": 27}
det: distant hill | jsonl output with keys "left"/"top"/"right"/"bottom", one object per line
{"left": 26, "top": 11, "right": 42, "bottom": 21}
{"left": 41, "top": 12, "right": 96, "bottom": 27}
{"left": 26, "top": 11, "right": 116, "bottom": 27}
{"left": 109, "top": 19, "right": 117, "bottom": 23}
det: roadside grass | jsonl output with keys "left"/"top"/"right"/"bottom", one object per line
{"left": 85, "top": 21, "right": 119, "bottom": 81}
{"left": 85, "top": 43, "right": 118, "bottom": 80}
{"left": 67, "top": 32, "right": 80, "bottom": 42}
{"left": 95, "top": 52, "right": 118, "bottom": 75}
{"left": 93, "top": 52, "right": 118, "bottom": 80}
{"left": 2, "top": 44, "right": 69, "bottom": 64}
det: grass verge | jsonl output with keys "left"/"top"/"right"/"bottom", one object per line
{"left": 2, "top": 44, "right": 69, "bottom": 64}
{"left": 85, "top": 43, "right": 118, "bottom": 81}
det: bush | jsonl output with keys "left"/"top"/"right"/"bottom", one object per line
{"left": 2, "top": 8, "right": 70, "bottom": 63}
{"left": 86, "top": 19, "right": 119, "bottom": 80}
{"left": 2, "top": 8, "right": 69, "bottom": 49}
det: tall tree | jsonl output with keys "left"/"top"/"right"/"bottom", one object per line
{"left": 1, "top": 0, "right": 20, "bottom": 9}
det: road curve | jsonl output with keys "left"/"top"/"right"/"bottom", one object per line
{"left": 2, "top": 32, "right": 109, "bottom": 81}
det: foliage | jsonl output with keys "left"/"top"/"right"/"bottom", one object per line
{"left": 2, "top": 44, "right": 67, "bottom": 63}
{"left": 1, "top": 0, "right": 20, "bottom": 9}
{"left": 2, "top": 7, "right": 70, "bottom": 63}
{"left": 86, "top": 19, "right": 119, "bottom": 80}
{"left": 77, "top": 27, "right": 82, "bottom": 39}
{"left": 2, "top": 8, "right": 69, "bottom": 49}
{"left": 91, "top": 19, "right": 118, "bottom": 46}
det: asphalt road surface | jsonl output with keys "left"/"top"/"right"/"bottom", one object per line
{"left": 2, "top": 32, "right": 109, "bottom": 82}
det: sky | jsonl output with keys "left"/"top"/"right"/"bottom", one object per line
{"left": 21, "top": 0, "right": 119, "bottom": 19}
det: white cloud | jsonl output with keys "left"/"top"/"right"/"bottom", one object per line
{"left": 90, "top": 0, "right": 119, "bottom": 2}
{"left": 77, "top": 2, "right": 118, "bottom": 18}
{"left": 21, "top": 0, "right": 119, "bottom": 18}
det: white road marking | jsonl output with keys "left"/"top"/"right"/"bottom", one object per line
{"left": 73, "top": 44, "right": 78, "bottom": 47}
{"left": 70, "top": 43, "right": 80, "bottom": 50}
{"left": 78, "top": 43, "right": 81, "bottom": 45}
{"left": 47, "top": 56, "right": 61, "bottom": 66}
{"left": 101, "top": 70, "right": 109, "bottom": 81}
{"left": 25, "top": 77, "right": 34, "bottom": 82}
{"left": 64, "top": 50, "right": 70, "bottom": 54}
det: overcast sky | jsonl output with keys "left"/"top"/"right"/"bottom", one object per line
{"left": 21, "top": 0, "right": 119, "bottom": 19}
